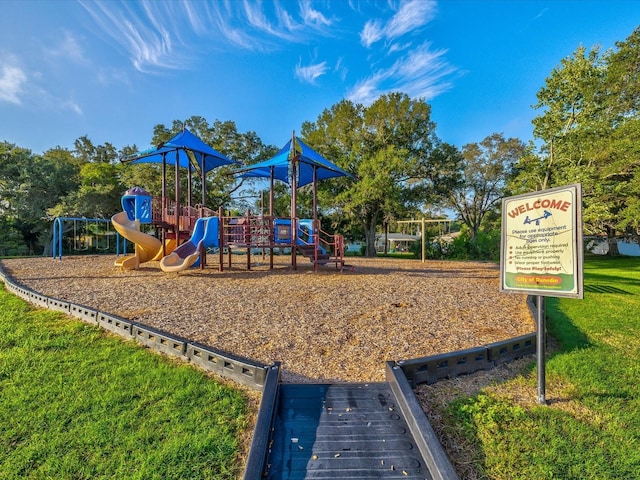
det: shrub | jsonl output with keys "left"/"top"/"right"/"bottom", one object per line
{"left": 446, "top": 227, "right": 500, "bottom": 261}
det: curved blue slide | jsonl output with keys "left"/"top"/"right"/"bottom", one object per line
{"left": 160, "top": 217, "right": 219, "bottom": 272}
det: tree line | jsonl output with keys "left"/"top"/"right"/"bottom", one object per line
{"left": 1, "top": 27, "right": 638, "bottom": 258}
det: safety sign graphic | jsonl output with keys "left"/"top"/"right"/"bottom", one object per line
{"left": 500, "top": 184, "right": 583, "bottom": 298}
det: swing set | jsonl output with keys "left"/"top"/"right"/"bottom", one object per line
{"left": 394, "top": 218, "right": 455, "bottom": 262}
{"left": 52, "top": 217, "right": 126, "bottom": 259}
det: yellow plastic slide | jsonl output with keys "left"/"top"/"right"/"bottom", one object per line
{"left": 152, "top": 238, "right": 176, "bottom": 261}
{"left": 111, "top": 211, "right": 162, "bottom": 270}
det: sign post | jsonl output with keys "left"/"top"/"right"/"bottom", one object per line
{"left": 500, "top": 184, "right": 583, "bottom": 404}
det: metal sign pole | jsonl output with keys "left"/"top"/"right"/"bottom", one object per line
{"left": 536, "top": 295, "right": 546, "bottom": 404}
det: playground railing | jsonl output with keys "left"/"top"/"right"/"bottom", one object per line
{"left": 317, "top": 227, "right": 346, "bottom": 265}
{"left": 158, "top": 198, "right": 201, "bottom": 232}
{"left": 222, "top": 216, "right": 248, "bottom": 246}
{"left": 153, "top": 197, "right": 218, "bottom": 226}
{"left": 151, "top": 196, "right": 164, "bottom": 224}
{"left": 247, "top": 214, "right": 274, "bottom": 247}
{"left": 179, "top": 205, "right": 198, "bottom": 232}
{"left": 298, "top": 228, "right": 345, "bottom": 271}
{"left": 221, "top": 214, "right": 277, "bottom": 248}
{"left": 195, "top": 204, "right": 217, "bottom": 218}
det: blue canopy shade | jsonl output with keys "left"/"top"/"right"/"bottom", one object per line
{"left": 234, "top": 136, "right": 353, "bottom": 187}
{"left": 123, "top": 128, "right": 236, "bottom": 174}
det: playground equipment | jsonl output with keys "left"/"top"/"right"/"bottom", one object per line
{"left": 111, "top": 211, "right": 162, "bottom": 270}
{"left": 117, "top": 128, "right": 352, "bottom": 273}
{"left": 121, "top": 128, "right": 236, "bottom": 249}
{"left": 218, "top": 214, "right": 345, "bottom": 272}
{"left": 111, "top": 187, "right": 162, "bottom": 270}
{"left": 157, "top": 212, "right": 344, "bottom": 273}
{"left": 394, "top": 218, "right": 455, "bottom": 262}
{"left": 233, "top": 132, "right": 354, "bottom": 270}
{"left": 52, "top": 217, "right": 122, "bottom": 260}
{"left": 160, "top": 216, "right": 219, "bottom": 272}
{"left": 111, "top": 187, "right": 345, "bottom": 273}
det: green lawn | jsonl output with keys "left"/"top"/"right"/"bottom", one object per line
{"left": 0, "top": 286, "right": 251, "bottom": 480}
{"left": 445, "top": 255, "right": 640, "bottom": 479}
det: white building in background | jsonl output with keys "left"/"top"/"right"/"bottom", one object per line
{"left": 586, "top": 238, "right": 640, "bottom": 256}
{"left": 375, "top": 232, "right": 421, "bottom": 252}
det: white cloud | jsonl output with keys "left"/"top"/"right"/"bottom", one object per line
{"left": 244, "top": 1, "right": 277, "bottom": 33}
{"left": 335, "top": 56, "right": 348, "bottom": 81}
{"left": 347, "top": 41, "right": 455, "bottom": 104}
{"left": 295, "top": 60, "right": 329, "bottom": 84}
{"left": 0, "top": 64, "right": 27, "bottom": 104}
{"left": 347, "top": 75, "right": 384, "bottom": 105}
{"left": 47, "top": 30, "right": 87, "bottom": 64}
{"left": 79, "top": 0, "right": 333, "bottom": 70}
{"left": 182, "top": 0, "right": 209, "bottom": 35}
{"left": 0, "top": 51, "right": 87, "bottom": 114}
{"left": 243, "top": 0, "right": 300, "bottom": 42}
{"left": 386, "top": 0, "right": 437, "bottom": 39}
{"left": 299, "top": 0, "right": 331, "bottom": 27}
{"left": 534, "top": 8, "right": 549, "bottom": 20}
{"left": 361, "top": 0, "right": 437, "bottom": 48}
{"left": 63, "top": 99, "right": 83, "bottom": 115}
{"left": 79, "top": 0, "right": 188, "bottom": 72}
{"left": 75, "top": 0, "right": 452, "bottom": 105}
{"left": 276, "top": 2, "right": 299, "bottom": 31}
{"left": 96, "top": 67, "right": 131, "bottom": 88}
{"left": 361, "top": 19, "right": 384, "bottom": 48}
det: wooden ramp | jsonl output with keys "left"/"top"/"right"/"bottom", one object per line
{"left": 244, "top": 363, "right": 458, "bottom": 480}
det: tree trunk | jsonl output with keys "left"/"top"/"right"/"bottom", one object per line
{"left": 361, "top": 209, "right": 380, "bottom": 257}
{"left": 607, "top": 226, "right": 619, "bottom": 255}
{"left": 364, "top": 227, "right": 377, "bottom": 257}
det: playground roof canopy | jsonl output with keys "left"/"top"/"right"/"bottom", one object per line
{"left": 234, "top": 136, "right": 354, "bottom": 187}
{"left": 123, "top": 128, "right": 236, "bottom": 174}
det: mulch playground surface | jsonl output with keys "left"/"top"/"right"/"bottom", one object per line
{"left": 1, "top": 255, "right": 534, "bottom": 384}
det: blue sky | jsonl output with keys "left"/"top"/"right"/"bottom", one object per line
{"left": 2, "top": 0, "right": 639, "bottom": 156}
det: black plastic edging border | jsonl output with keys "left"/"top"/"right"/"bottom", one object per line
{"left": 385, "top": 361, "right": 459, "bottom": 480}
{"left": 186, "top": 341, "right": 270, "bottom": 389}
{"left": 242, "top": 363, "right": 281, "bottom": 480}
{"left": 398, "top": 295, "right": 538, "bottom": 387}
{"left": 397, "top": 332, "right": 537, "bottom": 387}
{"left": 0, "top": 264, "right": 272, "bottom": 392}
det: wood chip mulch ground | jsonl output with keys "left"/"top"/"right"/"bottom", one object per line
{"left": 0, "top": 254, "right": 534, "bottom": 384}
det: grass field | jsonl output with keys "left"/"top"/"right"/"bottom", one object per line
{"left": 443, "top": 255, "right": 640, "bottom": 479}
{"left": 0, "top": 286, "right": 252, "bottom": 480}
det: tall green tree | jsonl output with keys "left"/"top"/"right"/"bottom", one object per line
{"left": 74, "top": 135, "right": 119, "bottom": 164}
{"left": 600, "top": 27, "right": 640, "bottom": 236}
{"left": 302, "top": 93, "right": 445, "bottom": 256}
{"left": 48, "top": 137, "right": 130, "bottom": 219}
{"left": 0, "top": 142, "right": 81, "bottom": 254}
{"left": 446, "top": 134, "right": 527, "bottom": 240}
{"left": 513, "top": 26, "right": 640, "bottom": 244}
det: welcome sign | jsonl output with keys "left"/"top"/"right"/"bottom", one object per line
{"left": 500, "top": 184, "right": 583, "bottom": 298}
